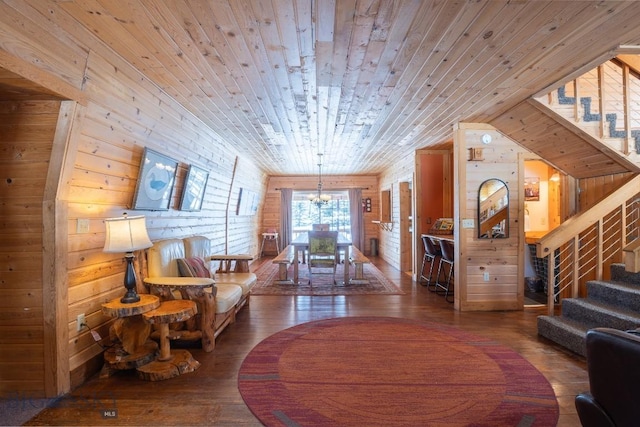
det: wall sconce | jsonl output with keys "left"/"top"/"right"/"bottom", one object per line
{"left": 469, "top": 147, "right": 484, "bottom": 161}
{"left": 103, "top": 214, "right": 152, "bottom": 303}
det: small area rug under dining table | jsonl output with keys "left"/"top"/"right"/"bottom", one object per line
{"left": 251, "top": 261, "right": 404, "bottom": 295}
{"left": 238, "top": 317, "right": 558, "bottom": 426}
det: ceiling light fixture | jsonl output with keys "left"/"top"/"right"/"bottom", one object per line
{"left": 308, "top": 153, "right": 331, "bottom": 207}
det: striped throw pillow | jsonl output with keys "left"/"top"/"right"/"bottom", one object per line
{"left": 176, "top": 257, "right": 211, "bottom": 278}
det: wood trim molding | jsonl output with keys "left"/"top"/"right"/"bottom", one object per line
{"left": 43, "top": 101, "right": 83, "bottom": 396}
{"left": 0, "top": 49, "right": 86, "bottom": 105}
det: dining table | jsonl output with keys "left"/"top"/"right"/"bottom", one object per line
{"left": 291, "top": 233, "right": 352, "bottom": 285}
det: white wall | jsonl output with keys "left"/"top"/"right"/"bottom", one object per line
{"left": 378, "top": 154, "right": 415, "bottom": 269}
{"left": 524, "top": 160, "right": 550, "bottom": 232}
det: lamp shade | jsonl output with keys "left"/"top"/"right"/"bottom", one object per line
{"left": 103, "top": 215, "right": 152, "bottom": 253}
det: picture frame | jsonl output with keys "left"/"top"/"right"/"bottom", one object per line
{"left": 524, "top": 177, "right": 540, "bottom": 202}
{"left": 179, "top": 164, "right": 209, "bottom": 211}
{"left": 438, "top": 218, "right": 454, "bottom": 230}
{"left": 132, "top": 147, "right": 178, "bottom": 211}
{"left": 236, "top": 188, "right": 259, "bottom": 216}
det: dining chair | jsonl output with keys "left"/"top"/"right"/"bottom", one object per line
{"left": 307, "top": 231, "right": 338, "bottom": 284}
{"left": 308, "top": 224, "right": 330, "bottom": 261}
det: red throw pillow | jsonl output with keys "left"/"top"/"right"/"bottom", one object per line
{"left": 176, "top": 257, "right": 211, "bottom": 278}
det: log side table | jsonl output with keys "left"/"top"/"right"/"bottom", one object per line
{"left": 143, "top": 277, "right": 216, "bottom": 352}
{"left": 137, "top": 299, "right": 200, "bottom": 381}
{"left": 100, "top": 294, "right": 161, "bottom": 378}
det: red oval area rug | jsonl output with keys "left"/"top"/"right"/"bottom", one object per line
{"left": 238, "top": 317, "right": 558, "bottom": 426}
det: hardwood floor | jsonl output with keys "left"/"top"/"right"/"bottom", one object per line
{"left": 25, "top": 257, "right": 586, "bottom": 426}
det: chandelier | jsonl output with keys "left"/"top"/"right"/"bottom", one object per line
{"left": 308, "top": 153, "right": 331, "bottom": 207}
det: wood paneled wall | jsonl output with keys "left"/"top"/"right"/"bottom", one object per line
{"left": 578, "top": 172, "right": 636, "bottom": 211}
{"left": 455, "top": 124, "right": 533, "bottom": 311}
{"left": 65, "top": 51, "right": 266, "bottom": 387}
{"left": 265, "top": 175, "right": 379, "bottom": 254}
{"left": 0, "top": 4, "right": 266, "bottom": 397}
{"left": 0, "top": 100, "right": 61, "bottom": 396}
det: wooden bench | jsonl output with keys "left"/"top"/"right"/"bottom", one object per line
{"left": 209, "top": 253, "right": 253, "bottom": 273}
{"left": 349, "top": 247, "right": 371, "bottom": 284}
{"left": 272, "top": 244, "right": 296, "bottom": 284}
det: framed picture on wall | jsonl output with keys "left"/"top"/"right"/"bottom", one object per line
{"left": 180, "top": 164, "right": 209, "bottom": 211}
{"left": 237, "top": 188, "right": 259, "bottom": 216}
{"left": 132, "top": 147, "right": 178, "bottom": 211}
{"left": 524, "top": 177, "right": 540, "bottom": 202}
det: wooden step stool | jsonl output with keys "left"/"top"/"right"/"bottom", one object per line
{"left": 138, "top": 299, "right": 200, "bottom": 381}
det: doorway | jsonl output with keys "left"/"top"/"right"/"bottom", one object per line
{"left": 523, "top": 160, "right": 563, "bottom": 307}
{"left": 414, "top": 149, "right": 453, "bottom": 281}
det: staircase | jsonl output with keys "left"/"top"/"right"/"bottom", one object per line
{"left": 535, "top": 57, "right": 640, "bottom": 169}
{"left": 538, "top": 263, "right": 640, "bottom": 356}
{"left": 526, "top": 56, "right": 640, "bottom": 356}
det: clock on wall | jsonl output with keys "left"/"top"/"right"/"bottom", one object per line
{"left": 482, "top": 133, "right": 492, "bottom": 144}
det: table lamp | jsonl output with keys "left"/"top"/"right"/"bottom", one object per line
{"left": 103, "top": 214, "right": 153, "bottom": 303}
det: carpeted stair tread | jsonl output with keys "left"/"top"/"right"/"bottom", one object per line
{"left": 561, "top": 298, "right": 640, "bottom": 331}
{"left": 537, "top": 263, "right": 640, "bottom": 357}
{"left": 609, "top": 263, "right": 640, "bottom": 286}
{"left": 537, "top": 315, "right": 589, "bottom": 356}
{"left": 586, "top": 279, "right": 640, "bottom": 312}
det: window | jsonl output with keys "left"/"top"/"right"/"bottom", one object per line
{"left": 292, "top": 191, "right": 351, "bottom": 239}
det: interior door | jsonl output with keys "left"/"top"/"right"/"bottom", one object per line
{"left": 399, "top": 181, "right": 412, "bottom": 273}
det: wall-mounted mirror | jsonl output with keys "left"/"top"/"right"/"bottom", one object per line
{"left": 478, "top": 179, "right": 509, "bottom": 238}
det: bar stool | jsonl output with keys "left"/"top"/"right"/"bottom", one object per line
{"left": 420, "top": 236, "right": 441, "bottom": 291}
{"left": 435, "top": 240, "right": 455, "bottom": 303}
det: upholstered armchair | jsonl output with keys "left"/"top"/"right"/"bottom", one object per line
{"left": 575, "top": 327, "right": 640, "bottom": 427}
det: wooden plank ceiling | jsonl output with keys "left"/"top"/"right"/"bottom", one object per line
{"left": 13, "top": 1, "right": 640, "bottom": 175}
{"left": 490, "top": 99, "right": 636, "bottom": 179}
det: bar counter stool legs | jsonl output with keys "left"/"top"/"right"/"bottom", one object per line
{"left": 420, "top": 236, "right": 441, "bottom": 291}
{"left": 435, "top": 240, "right": 454, "bottom": 303}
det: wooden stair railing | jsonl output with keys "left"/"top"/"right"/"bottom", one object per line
{"left": 535, "top": 175, "right": 640, "bottom": 315}
{"left": 540, "top": 57, "right": 640, "bottom": 164}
